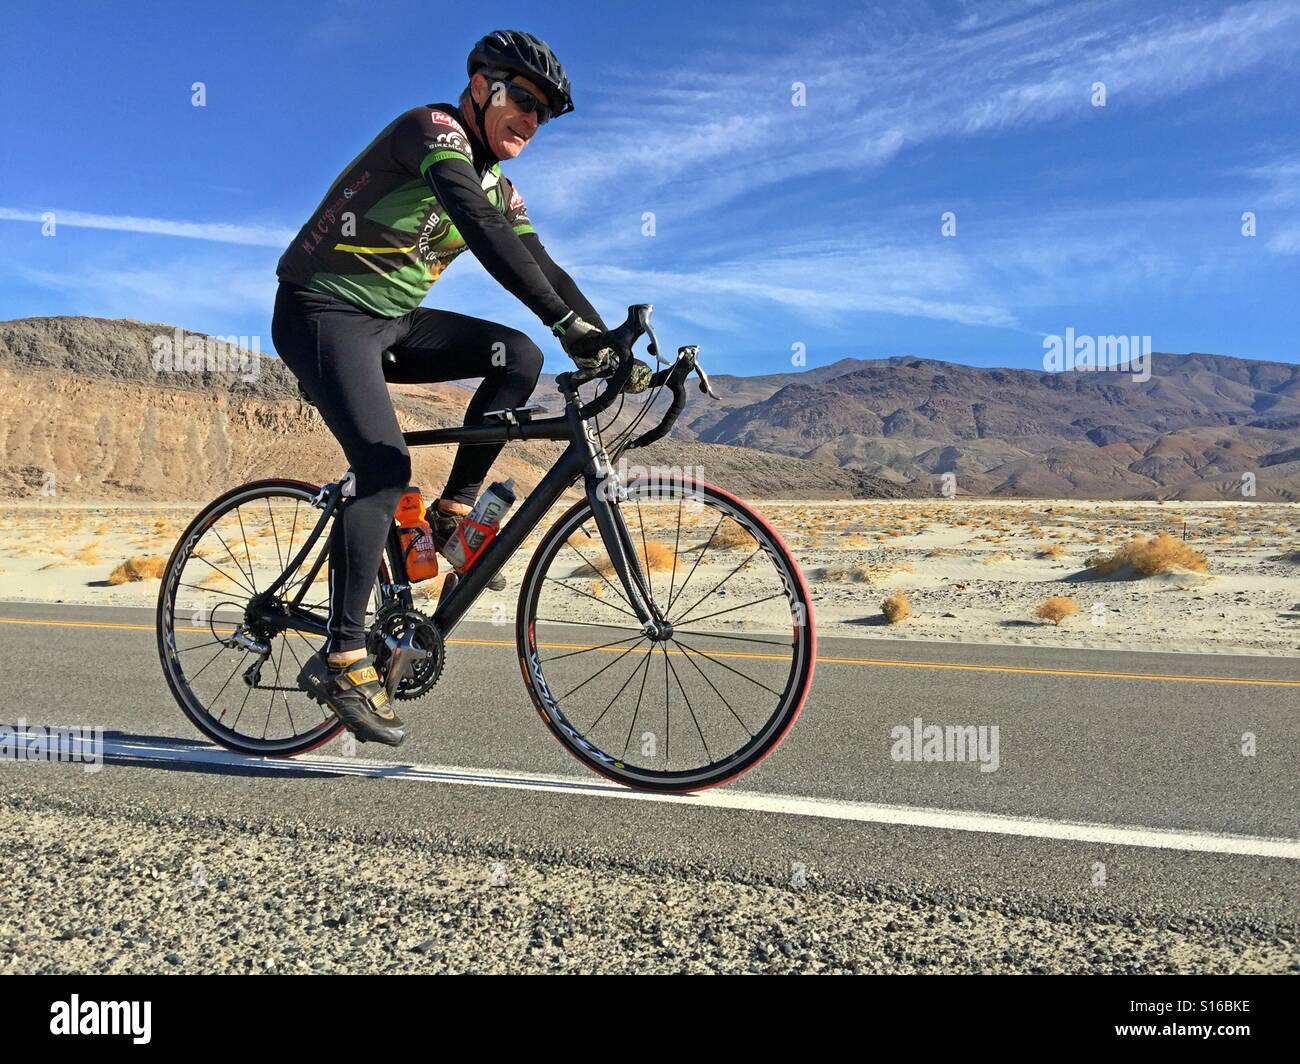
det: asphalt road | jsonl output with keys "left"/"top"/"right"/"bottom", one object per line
{"left": 1, "top": 598, "right": 1296, "bottom": 941}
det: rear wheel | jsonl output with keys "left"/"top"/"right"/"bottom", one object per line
{"left": 156, "top": 479, "right": 401, "bottom": 757}
{"left": 517, "top": 476, "right": 815, "bottom": 792}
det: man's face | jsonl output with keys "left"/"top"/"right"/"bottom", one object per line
{"left": 472, "top": 72, "right": 548, "bottom": 159}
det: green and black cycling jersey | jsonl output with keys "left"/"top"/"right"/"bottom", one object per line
{"left": 277, "top": 103, "right": 602, "bottom": 328}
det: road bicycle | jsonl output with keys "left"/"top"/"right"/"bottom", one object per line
{"left": 156, "top": 305, "right": 815, "bottom": 792}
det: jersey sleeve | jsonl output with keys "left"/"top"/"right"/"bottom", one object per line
{"left": 391, "top": 106, "right": 476, "bottom": 177}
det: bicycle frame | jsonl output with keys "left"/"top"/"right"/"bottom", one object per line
{"left": 248, "top": 390, "right": 662, "bottom": 645}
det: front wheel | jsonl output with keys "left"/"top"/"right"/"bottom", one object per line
{"left": 517, "top": 476, "right": 815, "bottom": 792}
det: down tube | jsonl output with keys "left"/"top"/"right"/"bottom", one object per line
{"left": 432, "top": 442, "right": 591, "bottom": 635}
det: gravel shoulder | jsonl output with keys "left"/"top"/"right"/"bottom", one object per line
{"left": 1, "top": 793, "right": 1294, "bottom": 975}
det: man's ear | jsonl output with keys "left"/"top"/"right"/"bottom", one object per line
{"left": 469, "top": 72, "right": 490, "bottom": 107}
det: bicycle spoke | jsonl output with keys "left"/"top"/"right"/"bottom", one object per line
{"left": 542, "top": 575, "right": 639, "bottom": 619}
{"left": 665, "top": 513, "right": 725, "bottom": 615}
{"left": 234, "top": 506, "right": 259, "bottom": 595}
{"left": 265, "top": 497, "right": 286, "bottom": 575}
{"left": 555, "top": 638, "right": 647, "bottom": 704}
{"left": 671, "top": 546, "right": 763, "bottom": 626}
{"left": 620, "top": 649, "right": 656, "bottom": 759}
{"left": 661, "top": 644, "right": 671, "bottom": 761}
{"left": 177, "top": 580, "right": 250, "bottom": 602}
{"left": 173, "top": 638, "right": 233, "bottom": 653}
{"left": 188, "top": 640, "right": 234, "bottom": 683}
{"left": 666, "top": 496, "right": 683, "bottom": 610}
{"left": 263, "top": 636, "right": 289, "bottom": 739}
{"left": 672, "top": 592, "right": 787, "bottom": 628}
{"left": 583, "top": 642, "right": 655, "bottom": 737}
{"left": 671, "top": 629, "right": 794, "bottom": 648}
{"left": 633, "top": 496, "right": 658, "bottom": 610}
{"left": 211, "top": 655, "right": 249, "bottom": 721}
{"left": 670, "top": 636, "right": 786, "bottom": 698}
{"left": 541, "top": 632, "right": 645, "bottom": 665}
{"left": 225, "top": 674, "right": 255, "bottom": 729}
{"left": 562, "top": 539, "right": 637, "bottom": 615}
{"left": 662, "top": 640, "right": 712, "bottom": 764}
{"left": 187, "top": 550, "right": 255, "bottom": 598}
{"left": 672, "top": 637, "right": 755, "bottom": 738}
{"left": 286, "top": 498, "right": 300, "bottom": 567}
{"left": 534, "top": 617, "right": 645, "bottom": 633}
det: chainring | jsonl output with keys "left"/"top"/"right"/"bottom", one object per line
{"left": 367, "top": 603, "right": 445, "bottom": 701}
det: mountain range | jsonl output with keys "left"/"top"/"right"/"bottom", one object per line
{"left": 2, "top": 315, "right": 1296, "bottom": 502}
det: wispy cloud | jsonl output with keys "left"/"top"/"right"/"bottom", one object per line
{"left": 0, "top": 207, "right": 293, "bottom": 247}
{"left": 17, "top": 261, "right": 276, "bottom": 326}
{"left": 524, "top": 0, "right": 1300, "bottom": 220}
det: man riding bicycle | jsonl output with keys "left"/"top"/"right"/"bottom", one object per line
{"left": 271, "top": 29, "right": 650, "bottom": 747}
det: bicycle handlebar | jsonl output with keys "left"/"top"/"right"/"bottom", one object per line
{"left": 554, "top": 303, "right": 719, "bottom": 449}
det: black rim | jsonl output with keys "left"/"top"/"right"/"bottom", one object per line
{"left": 158, "top": 481, "right": 392, "bottom": 756}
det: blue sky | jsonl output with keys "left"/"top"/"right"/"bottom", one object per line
{"left": 1, "top": 0, "right": 1297, "bottom": 376}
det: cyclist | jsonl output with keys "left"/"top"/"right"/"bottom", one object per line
{"left": 272, "top": 29, "right": 650, "bottom": 746}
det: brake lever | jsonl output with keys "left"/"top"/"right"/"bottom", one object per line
{"left": 696, "top": 367, "right": 718, "bottom": 399}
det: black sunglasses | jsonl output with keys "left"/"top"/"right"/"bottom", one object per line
{"left": 495, "top": 79, "right": 553, "bottom": 124}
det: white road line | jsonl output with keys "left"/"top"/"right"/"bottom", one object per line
{"left": 9, "top": 731, "right": 1300, "bottom": 860}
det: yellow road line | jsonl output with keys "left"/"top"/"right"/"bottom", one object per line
{"left": 2, "top": 615, "right": 1297, "bottom": 686}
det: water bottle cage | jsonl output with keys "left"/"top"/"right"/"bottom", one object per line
{"left": 453, "top": 518, "right": 498, "bottom": 572}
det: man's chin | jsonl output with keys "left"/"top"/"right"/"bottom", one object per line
{"left": 495, "top": 133, "right": 530, "bottom": 158}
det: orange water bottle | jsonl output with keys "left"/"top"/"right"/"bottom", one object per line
{"left": 393, "top": 487, "right": 440, "bottom": 582}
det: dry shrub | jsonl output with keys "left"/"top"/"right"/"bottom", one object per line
{"left": 881, "top": 592, "right": 911, "bottom": 624}
{"left": 814, "top": 564, "right": 871, "bottom": 583}
{"left": 108, "top": 555, "right": 169, "bottom": 584}
{"left": 588, "top": 540, "right": 676, "bottom": 577}
{"left": 1087, "top": 532, "right": 1207, "bottom": 577}
{"left": 1037, "top": 543, "right": 1066, "bottom": 560}
{"left": 74, "top": 542, "right": 101, "bottom": 564}
{"left": 590, "top": 580, "right": 604, "bottom": 597}
{"left": 842, "top": 534, "right": 874, "bottom": 549}
{"left": 1035, "top": 596, "right": 1080, "bottom": 626}
{"left": 704, "top": 522, "right": 755, "bottom": 550}
{"left": 926, "top": 547, "right": 957, "bottom": 557}
{"left": 983, "top": 551, "right": 1014, "bottom": 564}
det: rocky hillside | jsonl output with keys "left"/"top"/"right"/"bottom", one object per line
{"left": 0, "top": 317, "right": 898, "bottom": 502}
{"left": 518, "top": 352, "right": 1300, "bottom": 501}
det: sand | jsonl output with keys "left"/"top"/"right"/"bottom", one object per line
{"left": 1, "top": 496, "right": 1297, "bottom": 657}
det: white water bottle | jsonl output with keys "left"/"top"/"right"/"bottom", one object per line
{"left": 442, "top": 479, "right": 517, "bottom": 572}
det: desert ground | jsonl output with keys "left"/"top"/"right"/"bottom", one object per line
{"left": 1, "top": 496, "right": 1296, "bottom": 657}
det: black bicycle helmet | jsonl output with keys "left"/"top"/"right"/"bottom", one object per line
{"left": 467, "top": 30, "right": 574, "bottom": 117}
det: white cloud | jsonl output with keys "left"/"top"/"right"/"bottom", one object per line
{"left": 0, "top": 207, "right": 293, "bottom": 247}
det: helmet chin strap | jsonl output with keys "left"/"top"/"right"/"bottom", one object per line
{"left": 465, "top": 72, "right": 502, "bottom": 167}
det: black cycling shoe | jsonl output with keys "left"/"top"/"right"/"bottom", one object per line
{"left": 429, "top": 505, "right": 507, "bottom": 591}
{"left": 296, "top": 652, "right": 406, "bottom": 747}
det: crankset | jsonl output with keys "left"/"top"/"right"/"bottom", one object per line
{"left": 367, "top": 602, "right": 444, "bottom": 701}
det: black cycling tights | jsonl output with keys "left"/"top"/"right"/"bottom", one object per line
{"left": 272, "top": 282, "right": 543, "bottom": 653}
